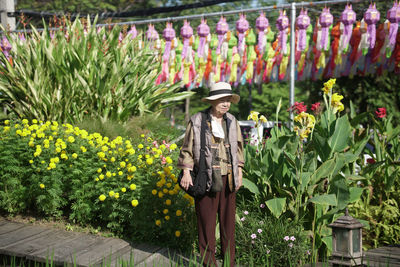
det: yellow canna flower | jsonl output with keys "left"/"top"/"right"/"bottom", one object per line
{"left": 259, "top": 115, "right": 268, "bottom": 123}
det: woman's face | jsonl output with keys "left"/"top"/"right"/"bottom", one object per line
{"left": 211, "top": 96, "right": 232, "bottom": 116}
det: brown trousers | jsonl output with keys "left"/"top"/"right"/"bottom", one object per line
{"left": 195, "top": 175, "right": 236, "bottom": 267}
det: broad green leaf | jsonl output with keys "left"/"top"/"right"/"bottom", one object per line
{"left": 328, "top": 115, "right": 351, "bottom": 154}
{"left": 242, "top": 178, "right": 259, "bottom": 195}
{"left": 348, "top": 187, "right": 364, "bottom": 203}
{"left": 308, "top": 194, "right": 337, "bottom": 206}
{"left": 310, "top": 159, "right": 335, "bottom": 184}
{"left": 265, "top": 198, "right": 286, "bottom": 218}
{"left": 322, "top": 236, "right": 333, "bottom": 253}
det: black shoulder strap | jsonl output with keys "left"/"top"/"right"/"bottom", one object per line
{"left": 199, "top": 112, "right": 207, "bottom": 171}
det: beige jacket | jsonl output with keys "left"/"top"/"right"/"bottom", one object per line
{"left": 177, "top": 109, "right": 244, "bottom": 192}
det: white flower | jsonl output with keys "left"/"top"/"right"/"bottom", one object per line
{"left": 290, "top": 236, "right": 296, "bottom": 241}
{"left": 284, "top": 236, "right": 290, "bottom": 241}
{"left": 257, "top": 229, "right": 262, "bottom": 234}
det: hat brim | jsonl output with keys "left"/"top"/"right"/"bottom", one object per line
{"left": 201, "top": 94, "right": 240, "bottom": 104}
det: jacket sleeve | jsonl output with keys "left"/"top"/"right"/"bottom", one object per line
{"left": 177, "top": 121, "right": 194, "bottom": 170}
{"left": 236, "top": 120, "right": 245, "bottom": 168}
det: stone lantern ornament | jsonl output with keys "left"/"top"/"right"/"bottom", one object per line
{"left": 328, "top": 208, "right": 364, "bottom": 266}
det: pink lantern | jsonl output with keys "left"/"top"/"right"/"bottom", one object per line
{"left": 180, "top": 20, "right": 193, "bottom": 60}
{"left": 197, "top": 18, "right": 210, "bottom": 57}
{"left": 387, "top": 1, "right": 400, "bottom": 52}
{"left": 276, "top": 10, "right": 289, "bottom": 54}
{"left": 216, "top": 16, "right": 229, "bottom": 54}
{"left": 296, "top": 9, "right": 311, "bottom": 51}
{"left": 256, "top": 12, "right": 269, "bottom": 54}
{"left": 146, "top": 24, "right": 159, "bottom": 42}
{"left": 340, "top": 4, "right": 356, "bottom": 51}
{"left": 127, "top": 25, "right": 138, "bottom": 39}
{"left": 236, "top": 14, "right": 249, "bottom": 54}
{"left": 162, "top": 22, "right": 176, "bottom": 61}
{"left": 364, "top": 3, "right": 380, "bottom": 49}
{"left": 319, "top": 7, "right": 333, "bottom": 51}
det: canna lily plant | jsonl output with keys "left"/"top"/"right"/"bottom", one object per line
{"left": 242, "top": 79, "right": 370, "bottom": 261}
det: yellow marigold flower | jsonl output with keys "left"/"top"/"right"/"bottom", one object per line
{"left": 170, "top": 144, "right": 177, "bottom": 150}
{"left": 165, "top": 216, "right": 170, "bottom": 221}
{"left": 22, "top": 119, "right": 28, "bottom": 124}
{"left": 95, "top": 178, "right": 99, "bottom": 182}
{"left": 4, "top": 120, "right": 9, "bottom": 125}
{"left": 120, "top": 161, "right": 126, "bottom": 168}
{"left": 166, "top": 183, "right": 172, "bottom": 188}
{"left": 114, "top": 193, "right": 119, "bottom": 199}
{"left": 165, "top": 157, "right": 173, "bottom": 164}
{"left": 80, "top": 146, "right": 87, "bottom": 152}
{"left": 32, "top": 119, "right": 38, "bottom": 124}
{"left": 146, "top": 158, "right": 153, "bottom": 165}
{"left": 101, "top": 146, "right": 108, "bottom": 152}
{"left": 163, "top": 189, "right": 168, "bottom": 194}
{"left": 158, "top": 191, "right": 164, "bottom": 198}
{"left": 112, "top": 173, "right": 116, "bottom": 176}
{"left": 121, "top": 187, "right": 126, "bottom": 193}
{"left": 155, "top": 220, "right": 161, "bottom": 226}
{"left": 152, "top": 189, "right": 157, "bottom": 195}
{"left": 145, "top": 154, "right": 150, "bottom": 159}
{"left": 67, "top": 136, "right": 75, "bottom": 143}
{"left": 110, "top": 157, "right": 115, "bottom": 162}
{"left": 72, "top": 153, "right": 78, "bottom": 159}
{"left": 109, "top": 191, "right": 115, "bottom": 197}
{"left": 165, "top": 199, "right": 171, "bottom": 205}
{"left": 169, "top": 190, "right": 175, "bottom": 195}
{"left": 99, "top": 174, "right": 105, "bottom": 180}
{"left": 175, "top": 231, "right": 181, "bottom": 237}
{"left": 61, "top": 154, "right": 68, "bottom": 160}
{"left": 49, "top": 162, "right": 56, "bottom": 169}
{"left": 138, "top": 144, "right": 144, "bottom": 149}
{"left": 29, "top": 160, "right": 34, "bottom": 164}
{"left": 39, "top": 183, "right": 45, "bottom": 189}
{"left": 163, "top": 209, "right": 169, "bottom": 214}
{"left": 118, "top": 171, "right": 123, "bottom": 176}
{"left": 99, "top": 194, "right": 106, "bottom": 201}
{"left": 130, "top": 184, "right": 137, "bottom": 190}
{"left": 106, "top": 171, "right": 112, "bottom": 178}
{"left": 97, "top": 168, "right": 102, "bottom": 173}
{"left": 131, "top": 199, "right": 139, "bottom": 207}
{"left": 54, "top": 157, "right": 60, "bottom": 163}
{"left": 176, "top": 210, "right": 182, "bottom": 216}
{"left": 128, "top": 166, "right": 137, "bottom": 172}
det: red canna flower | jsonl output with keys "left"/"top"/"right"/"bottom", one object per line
{"left": 375, "top": 107, "right": 387, "bottom": 118}
{"left": 289, "top": 102, "right": 307, "bottom": 114}
{"left": 367, "top": 158, "right": 376, "bottom": 164}
{"left": 311, "top": 102, "right": 321, "bottom": 111}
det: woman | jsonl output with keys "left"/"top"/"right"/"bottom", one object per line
{"left": 178, "top": 82, "right": 244, "bottom": 266}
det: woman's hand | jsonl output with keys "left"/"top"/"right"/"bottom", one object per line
{"left": 180, "top": 169, "right": 193, "bottom": 190}
{"left": 235, "top": 167, "right": 243, "bottom": 192}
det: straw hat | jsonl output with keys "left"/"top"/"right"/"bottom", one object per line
{"left": 201, "top": 82, "right": 240, "bottom": 104}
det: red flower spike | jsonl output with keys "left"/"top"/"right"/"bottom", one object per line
{"left": 375, "top": 107, "right": 387, "bottom": 118}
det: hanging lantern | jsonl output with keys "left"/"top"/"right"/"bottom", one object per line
{"left": 127, "top": 25, "right": 137, "bottom": 39}
{"left": 276, "top": 10, "right": 289, "bottom": 54}
{"left": 236, "top": 13, "right": 249, "bottom": 56}
{"left": 256, "top": 12, "right": 269, "bottom": 55}
{"left": 162, "top": 22, "right": 176, "bottom": 61}
{"left": 319, "top": 7, "right": 334, "bottom": 51}
{"left": 216, "top": 16, "right": 229, "bottom": 55}
{"left": 340, "top": 4, "right": 357, "bottom": 52}
{"left": 296, "top": 9, "right": 311, "bottom": 51}
{"left": 146, "top": 24, "right": 159, "bottom": 42}
{"left": 364, "top": 3, "right": 380, "bottom": 49}
{"left": 180, "top": 20, "right": 193, "bottom": 60}
{"left": 386, "top": 1, "right": 400, "bottom": 53}
{"left": 197, "top": 18, "right": 210, "bottom": 58}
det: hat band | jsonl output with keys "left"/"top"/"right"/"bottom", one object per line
{"left": 209, "top": 89, "right": 232, "bottom": 97}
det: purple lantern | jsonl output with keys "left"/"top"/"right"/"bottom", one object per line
{"left": 236, "top": 14, "right": 249, "bottom": 55}
{"left": 256, "top": 12, "right": 269, "bottom": 54}
{"left": 364, "top": 3, "right": 380, "bottom": 49}
{"left": 386, "top": 1, "right": 400, "bottom": 52}
{"left": 146, "top": 24, "right": 159, "bottom": 42}
{"left": 216, "top": 16, "right": 229, "bottom": 54}
{"left": 340, "top": 4, "right": 356, "bottom": 51}
{"left": 296, "top": 9, "right": 311, "bottom": 51}
{"left": 180, "top": 20, "right": 193, "bottom": 60}
{"left": 127, "top": 25, "right": 138, "bottom": 39}
{"left": 319, "top": 7, "right": 333, "bottom": 51}
{"left": 197, "top": 18, "right": 210, "bottom": 58}
{"left": 162, "top": 22, "right": 176, "bottom": 61}
{"left": 276, "top": 10, "right": 289, "bottom": 54}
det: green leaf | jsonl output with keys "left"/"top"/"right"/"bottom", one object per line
{"left": 328, "top": 115, "right": 351, "bottom": 154}
{"left": 348, "top": 187, "right": 364, "bottom": 203}
{"left": 242, "top": 178, "right": 259, "bottom": 195}
{"left": 308, "top": 194, "right": 337, "bottom": 206}
{"left": 310, "top": 159, "right": 335, "bottom": 184}
{"left": 321, "top": 236, "right": 333, "bottom": 253}
{"left": 265, "top": 197, "right": 286, "bottom": 218}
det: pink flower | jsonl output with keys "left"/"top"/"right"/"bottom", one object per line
{"left": 240, "top": 217, "right": 245, "bottom": 221}
{"left": 375, "top": 107, "right": 387, "bottom": 119}
{"left": 161, "top": 157, "right": 167, "bottom": 164}
{"left": 258, "top": 229, "right": 262, "bottom": 234}
{"left": 311, "top": 102, "right": 321, "bottom": 111}
{"left": 306, "top": 250, "right": 311, "bottom": 255}
{"left": 260, "top": 203, "right": 265, "bottom": 208}
{"left": 290, "top": 236, "right": 296, "bottom": 241}
{"left": 284, "top": 236, "right": 290, "bottom": 241}
{"left": 251, "top": 234, "right": 257, "bottom": 239}
{"left": 266, "top": 249, "right": 270, "bottom": 254}
{"left": 288, "top": 242, "right": 294, "bottom": 248}
{"left": 244, "top": 211, "right": 249, "bottom": 215}
{"left": 152, "top": 141, "right": 158, "bottom": 147}
{"left": 251, "top": 240, "right": 255, "bottom": 244}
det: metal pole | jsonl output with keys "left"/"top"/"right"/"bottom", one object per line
{"left": 289, "top": 2, "right": 296, "bottom": 128}
{"left": 0, "top": 0, "right": 16, "bottom": 31}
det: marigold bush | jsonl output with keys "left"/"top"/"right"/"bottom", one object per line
{"left": 0, "top": 119, "right": 195, "bottom": 250}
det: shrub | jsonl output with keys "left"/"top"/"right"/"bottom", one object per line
{"left": 0, "top": 119, "right": 196, "bottom": 250}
